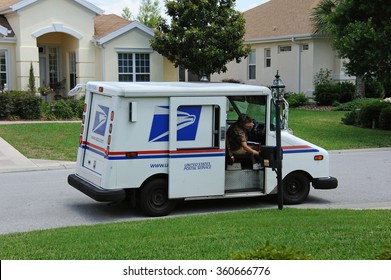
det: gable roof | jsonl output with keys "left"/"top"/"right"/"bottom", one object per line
{"left": 244, "top": 0, "right": 321, "bottom": 42}
{"left": 94, "top": 14, "right": 132, "bottom": 39}
{"left": 0, "top": 0, "right": 103, "bottom": 14}
{"left": 95, "top": 17, "right": 154, "bottom": 45}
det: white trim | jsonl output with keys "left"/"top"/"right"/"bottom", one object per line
{"left": 0, "top": 25, "right": 8, "bottom": 37}
{"left": 32, "top": 23, "right": 83, "bottom": 39}
{"left": 9, "top": 0, "right": 37, "bottom": 11}
{"left": 96, "top": 21, "right": 154, "bottom": 45}
{"left": 0, "top": 48, "right": 11, "bottom": 89}
{"left": 0, "top": 37, "right": 16, "bottom": 43}
{"left": 73, "top": 0, "right": 104, "bottom": 14}
{"left": 245, "top": 33, "right": 314, "bottom": 44}
{"left": 115, "top": 47, "right": 153, "bottom": 53}
{"left": 9, "top": 0, "right": 103, "bottom": 14}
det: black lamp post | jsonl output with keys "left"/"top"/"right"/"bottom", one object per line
{"left": 271, "top": 71, "right": 285, "bottom": 210}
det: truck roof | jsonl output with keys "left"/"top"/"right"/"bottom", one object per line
{"left": 86, "top": 82, "right": 271, "bottom": 97}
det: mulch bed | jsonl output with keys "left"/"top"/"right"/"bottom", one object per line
{"left": 296, "top": 105, "right": 334, "bottom": 111}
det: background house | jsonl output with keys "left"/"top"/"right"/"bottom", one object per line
{"left": 0, "top": 0, "right": 176, "bottom": 99}
{"left": 211, "top": 0, "right": 354, "bottom": 95}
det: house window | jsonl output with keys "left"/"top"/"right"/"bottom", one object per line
{"left": 265, "top": 48, "right": 271, "bottom": 68}
{"left": 48, "top": 47, "right": 59, "bottom": 89}
{"left": 278, "top": 45, "right": 292, "bottom": 53}
{"left": 118, "top": 53, "right": 150, "bottom": 82}
{"left": 302, "top": 44, "right": 309, "bottom": 51}
{"left": 248, "top": 49, "right": 256, "bottom": 80}
{"left": 0, "top": 49, "right": 8, "bottom": 90}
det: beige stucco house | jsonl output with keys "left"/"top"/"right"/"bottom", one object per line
{"left": 211, "top": 0, "right": 353, "bottom": 95}
{"left": 0, "top": 0, "right": 177, "bottom": 99}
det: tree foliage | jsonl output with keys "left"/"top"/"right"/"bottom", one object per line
{"left": 137, "top": 0, "right": 161, "bottom": 28}
{"left": 122, "top": 0, "right": 161, "bottom": 28}
{"left": 28, "top": 62, "right": 36, "bottom": 93}
{"left": 121, "top": 7, "right": 133, "bottom": 20}
{"left": 312, "top": 0, "right": 391, "bottom": 96}
{"left": 150, "top": 0, "right": 250, "bottom": 78}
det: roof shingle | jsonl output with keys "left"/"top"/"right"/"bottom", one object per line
{"left": 94, "top": 14, "right": 131, "bottom": 39}
{"left": 244, "top": 0, "right": 321, "bottom": 41}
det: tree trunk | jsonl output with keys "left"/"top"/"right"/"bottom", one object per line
{"left": 355, "top": 76, "right": 365, "bottom": 98}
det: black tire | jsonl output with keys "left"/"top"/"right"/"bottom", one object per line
{"left": 139, "top": 178, "right": 176, "bottom": 217}
{"left": 282, "top": 172, "right": 310, "bottom": 205}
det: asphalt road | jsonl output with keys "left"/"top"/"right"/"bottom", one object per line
{"left": 0, "top": 149, "right": 390, "bottom": 235}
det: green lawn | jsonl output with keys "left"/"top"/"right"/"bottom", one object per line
{"left": 289, "top": 109, "right": 391, "bottom": 150}
{"left": 0, "top": 122, "right": 80, "bottom": 161}
{"left": 0, "top": 110, "right": 390, "bottom": 162}
{"left": 0, "top": 208, "right": 390, "bottom": 260}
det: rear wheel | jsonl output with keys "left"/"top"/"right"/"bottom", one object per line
{"left": 139, "top": 178, "right": 176, "bottom": 216}
{"left": 282, "top": 172, "right": 310, "bottom": 205}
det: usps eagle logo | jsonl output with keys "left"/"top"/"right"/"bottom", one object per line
{"left": 92, "top": 105, "right": 109, "bottom": 136}
{"left": 148, "top": 106, "right": 201, "bottom": 142}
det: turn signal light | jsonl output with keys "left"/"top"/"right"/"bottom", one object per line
{"left": 314, "top": 155, "right": 324, "bottom": 161}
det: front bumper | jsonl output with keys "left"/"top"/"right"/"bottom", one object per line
{"left": 68, "top": 174, "right": 126, "bottom": 202}
{"left": 312, "top": 177, "right": 338, "bottom": 189}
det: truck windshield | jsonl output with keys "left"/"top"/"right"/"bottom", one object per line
{"left": 227, "top": 96, "right": 266, "bottom": 123}
{"left": 227, "top": 96, "right": 267, "bottom": 144}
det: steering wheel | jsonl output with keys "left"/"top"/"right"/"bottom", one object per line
{"left": 248, "top": 121, "right": 265, "bottom": 143}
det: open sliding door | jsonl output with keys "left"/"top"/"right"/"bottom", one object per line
{"left": 168, "top": 97, "right": 226, "bottom": 198}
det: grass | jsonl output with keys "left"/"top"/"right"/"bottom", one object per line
{"left": 0, "top": 208, "right": 390, "bottom": 260}
{"left": 0, "top": 122, "right": 80, "bottom": 161}
{"left": 289, "top": 109, "right": 391, "bottom": 150}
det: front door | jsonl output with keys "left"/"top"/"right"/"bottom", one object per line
{"left": 39, "top": 46, "right": 60, "bottom": 89}
{"left": 168, "top": 97, "right": 226, "bottom": 198}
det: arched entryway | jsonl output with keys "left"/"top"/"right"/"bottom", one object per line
{"left": 36, "top": 32, "right": 79, "bottom": 100}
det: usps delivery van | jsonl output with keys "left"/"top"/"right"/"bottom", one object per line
{"left": 68, "top": 82, "right": 337, "bottom": 216}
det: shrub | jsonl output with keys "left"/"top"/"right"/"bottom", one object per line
{"left": 314, "top": 83, "right": 339, "bottom": 106}
{"left": 313, "top": 68, "right": 332, "bottom": 86}
{"left": 314, "top": 82, "right": 356, "bottom": 106}
{"left": 365, "top": 78, "right": 384, "bottom": 98}
{"left": 40, "top": 102, "right": 56, "bottom": 120}
{"left": 379, "top": 106, "right": 391, "bottom": 130}
{"left": 285, "top": 92, "right": 308, "bottom": 108}
{"left": 358, "top": 100, "right": 389, "bottom": 128}
{"left": 11, "top": 92, "right": 41, "bottom": 119}
{"left": 52, "top": 99, "right": 75, "bottom": 119}
{"left": 333, "top": 98, "right": 382, "bottom": 111}
{"left": 338, "top": 81, "right": 355, "bottom": 103}
{"left": 230, "top": 242, "right": 311, "bottom": 260}
{"left": 66, "top": 98, "right": 85, "bottom": 119}
{"left": 342, "top": 110, "right": 359, "bottom": 125}
{"left": 0, "top": 93, "right": 13, "bottom": 119}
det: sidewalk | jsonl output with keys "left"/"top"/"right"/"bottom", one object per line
{"left": 0, "top": 137, "right": 75, "bottom": 173}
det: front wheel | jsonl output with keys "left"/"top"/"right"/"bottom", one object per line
{"left": 282, "top": 172, "right": 310, "bottom": 205}
{"left": 139, "top": 178, "right": 176, "bottom": 217}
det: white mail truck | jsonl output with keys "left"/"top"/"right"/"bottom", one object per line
{"left": 68, "top": 82, "right": 337, "bottom": 216}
